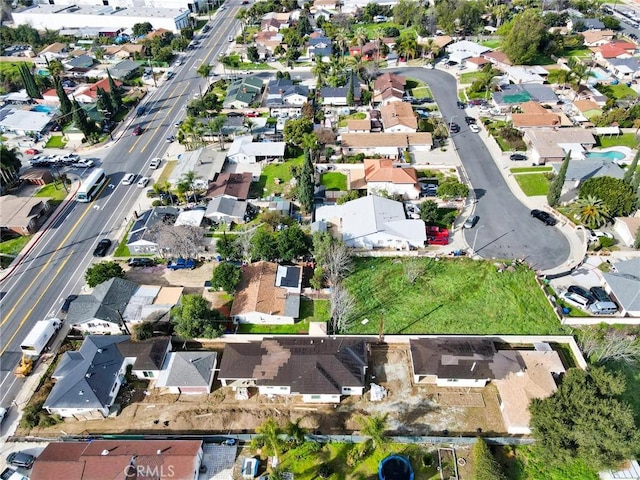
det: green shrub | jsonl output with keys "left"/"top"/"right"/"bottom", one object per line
{"left": 599, "top": 237, "right": 614, "bottom": 248}
{"left": 152, "top": 200, "right": 162, "bottom": 207}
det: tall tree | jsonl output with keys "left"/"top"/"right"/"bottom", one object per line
{"left": 209, "top": 116, "right": 226, "bottom": 150}
{"left": 85, "top": 261, "right": 124, "bottom": 288}
{"left": 547, "top": 150, "right": 570, "bottom": 206}
{"left": 346, "top": 70, "right": 355, "bottom": 106}
{"left": 46, "top": 59, "right": 64, "bottom": 78}
{"left": 502, "top": 10, "right": 547, "bottom": 64}
{"left": 106, "top": 69, "right": 122, "bottom": 112}
{"left": 0, "top": 146, "right": 22, "bottom": 191}
{"left": 53, "top": 76, "right": 72, "bottom": 119}
{"left": 96, "top": 86, "right": 114, "bottom": 118}
{"left": 171, "top": 294, "right": 223, "bottom": 339}
{"left": 623, "top": 150, "right": 639, "bottom": 185}
{"left": 356, "top": 413, "right": 389, "bottom": 450}
{"left": 72, "top": 100, "right": 94, "bottom": 138}
{"left": 18, "top": 62, "right": 41, "bottom": 99}
{"left": 579, "top": 176, "right": 636, "bottom": 217}
{"left": 298, "top": 148, "right": 314, "bottom": 214}
{"left": 251, "top": 417, "right": 284, "bottom": 469}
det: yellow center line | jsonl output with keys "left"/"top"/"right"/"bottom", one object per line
{"left": 0, "top": 179, "right": 109, "bottom": 336}
{"left": 140, "top": 82, "right": 192, "bottom": 154}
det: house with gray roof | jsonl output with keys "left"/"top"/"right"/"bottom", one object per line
{"left": 314, "top": 195, "right": 427, "bottom": 250}
{"left": 63, "top": 54, "right": 95, "bottom": 72}
{"left": 218, "top": 337, "right": 368, "bottom": 403}
{"left": 223, "top": 76, "right": 264, "bottom": 109}
{"left": 44, "top": 336, "right": 171, "bottom": 419}
{"left": 227, "top": 135, "right": 286, "bottom": 163}
{"left": 127, "top": 206, "right": 179, "bottom": 254}
{"left": 204, "top": 195, "right": 249, "bottom": 224}
{"left": 493, "top": 83, "right": 558, "bottom": 106}
{"left": 568, "top": 17, "right": 605, "bottom": 32}
{"left": 607, "top": 57, "right": 640, "bottom": 81}
{"left": 108, "top": 59, "right": 142, "bottom": 80}
{"left": 307, "top": 35, "right": 333, "bottom": 59}
{"left": 266, "top": 78, "right": 309, "bottom": 116}
{"left": 67, "top": 278, "right": 139, "bottom": 335}
{"left": 552, "top": 157, "right": 625, "bottom": 201}
{"left": 602, "top": 258, "right": 640, "bottom": 316}
{"left": 320, "top": 86, "right": 361, "bottom": 106}
{"left": 155, "top": 351, "right": 217, "bottom": 394}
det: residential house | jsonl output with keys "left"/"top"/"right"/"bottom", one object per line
{"left": 552, "top": 157, "right": 624, "bottom": 200}
{"left": 613, "top": 216, "right": 640, "bottom": 247}
{"left": 43, "top": 335, "right": 170, "bottom": 419}
{"left": 223, "top": 76, "right": 264, "bottom": 109}
{"left": 19, "top": 169, "right": 54, "bottom": 187}
{"left": 102, "top": 43, "right": 145, "bottom": 61}
{"left": 174, "top": 209, "right": 205, "bottom": 227}
{"left": 349, "top": 42, "right": 378, "bottom": 61}
{"left": 122, "top": 285, "right": 183, "bottom": 325}
{"left": 524, "top": 128, "right": 596, "bottom": 164}
{"left": 607, "top": 57, "right": 640, "bottom": 81}
{"left": 118, "top": 337, "right": 172, "bottom": 380}
{"left": 266, "top": 78, "right": 309, "bottom": 117}
{"left": 230, "top": 261, "right": 302, "bottom": 324}
{"left": 31, "top": 440, "right": 203, "bottom": 480}
{"left": 205, "top": 172, "right": 253, "bottom": 200}
{"left": 373, "top": 72, "right": 406, "bottom": 106}
{"left": 511, "top": 101, "right": 562, "bottom": 128}
{"left": 593, "top": 40, "right": 636, "bottom": 63}
{"left": 155, "top": 351, "right": 217, "bottom": 394}
{"left": 39, "top": 42, "right": 67, "bottom": 61}
{"left": 315, "top": 195, "right": 427, "bottom": 249}
{"left": 446, "top": 40, "right": 491, "bottom": 64}
{"left": 72, "top": 77, "right": 123, "bottom": 104}
{"left": 254, "top": 31, "right": 283, "bottom": 56}
{"left": 483, "top": 50, "right": 513, "bottom": 70}
{"left": 218, "top": 337, "right": 368, "bottom": 403}
{"left": 108, "top": 59, "right": 142, "bottom": 80}
{"left": 572, "top": 99, "right": 603, "bottom": 121}
{"left": 67, "top": 277, "right": 139, "bottom": 335}
{"left": 127, "top": 206, "right": 179, "bottom": 254}
{"left": 63, "top": 54, "right": 95, "bottom": 73}
{"left": 311, "top": 0, "right": 339, "bottom": 15}
{"left": 320, "top": 86, "right": 360, "bottom": 106}
{"left": 568, "top": 17, "right": 605, "bottom": 31}
{"left": 364, "top": 159, "right": 421, "bottom": 199}
{"left": 492, "top": 83, "right": 558, "bottom": 107}
{"left": 340, "top": 132, "right": 433, "bottom": 157}
{"left": 380, "top": 102, "right": 418, "bottom": 133}
{"left": 204, "top": 195, "right": 249, "bottom": 224}
{"left": 505, "top": 66, "right": 547, "bottom": 84}
{"left": 0, "top": 106, "right": 54, "bottom": 135}
{"left": 602, "top": 258, "right": 640, "bottom": 316}
{"left": 581, "top": 29, "right": 615, "bottom": 46}
{"left": 227, "top": 135, "right": 286, "bottom": 163}
{"left": 0, "top": 196, "right": 52, "bottom": 235}
{"left": 260, "top": 12, "right": 290, "bottom": 31}
{"left": 307, "top": 35, "right": 333, "bottom": 59}
{"left": 346, "top": 118, "right": 371, "bottom": 133}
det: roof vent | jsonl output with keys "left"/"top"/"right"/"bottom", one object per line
{"left": 85, "top": 373, "right": 92, "bottom": 378}
{"left": 157, "top": 450, "right": 162, "bottom": 455}
{"left": 97, "top": 348, "right": 103, "bottom": 353}
{"left": 79, "top": 390, "right": 84, "bottom": 395}
{"left": 101, "top": 450, "right": 110, "bottom": 456}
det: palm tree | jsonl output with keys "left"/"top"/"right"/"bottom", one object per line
{"left": 571, "top": 195, "right": 610, "bottom": 229}
{"left": 351, "top": 27, "right": 368, "bottom": 47}
{"left": 0, "top": 146, "right": 22, "bottom": 193}
{"left": 372, "top": 27, "right": 385, "bottom": 64}
{"left": 251, "top": 417, "right": 284, "bottom": 469}
{"left": 285, "top": 419, "right": 307, "bottom": 446}
{"left": 244, "top": 118, "right": 256, "bottom": 133}
{"left": 208, "top": 116, "right": 226, "bottom": 150}
{"left": 47, "top": 59, "right": 65, "bottom": 78}
{"left": 357, "top": 413, "right": 389, "bottom": 451}
{"left": 179, "top": 170, "right": 202, "bottom": 203}
{"left": 333, "top": 29, "right": 349, "bottom": 57}
{"left": 197, "top": 63, "right": 212, "bottom": 80}
{"left": 397, "top": 34, "right": 418, "bottom": 61}
{"left": 312, "top": 56, "right": 330, "bottom": 87}
{"left": 547, "top": 68, "right": 574, "bottom": 90}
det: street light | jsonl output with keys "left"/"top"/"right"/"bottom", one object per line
{"left": 471, "top": 224, "right": 485, "bottom": 257}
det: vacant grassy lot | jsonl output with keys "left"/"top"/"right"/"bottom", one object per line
{"left": 597, "top": 133, "right": 639, "bottom": 148}
{"left": 321, "top": 172, "right": 347, "bottom": 191}
{"left": 44, "top": 136, "right": 67, "bottom": 148}
{"left": 514, "top": 173, "right": 550, "bottom": 196}
{"left": 236, "top": 299, "right": 329, "bottom": 334}
{"left": 338, "top": 112, "right": 366, "bottom": 127}
{"left": 500, "top": 445, "right": 598, "bottom": 480}
{"left": 344, "top": 258, "right": 562, "bottom": 335}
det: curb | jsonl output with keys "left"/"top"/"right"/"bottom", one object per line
{"left": 0, "top": 183, "right": 80, "bottom": 284}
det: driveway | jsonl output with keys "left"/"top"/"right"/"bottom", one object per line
{"left": 395, "top": 67, "right": 570, "bottom": 271}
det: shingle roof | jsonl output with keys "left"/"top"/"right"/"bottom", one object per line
{"left": 483, "top": 50, "right": 513, "bottom": 65}
{"left": 347, "top": 119, "right": 371, "bottom": 131}
{"left": 551, "top": 157, "right": 624, "bottom": 181}
{"left": 158, "top": 351, "right": 217, "bottom": 389}
{"left": 373, "top": 72, "right": 406, "bottom": 93}
{"left": 127, "top": 206, "right": 178, "bottom": 246}
{"left": 380, "top": 102, "right": 417, "bottom": 130}
{"left": 205, "top": 172, "right": 252, "bottom": 200}
{"left": 603, "top": 258, "right": 640, "bottom": 312}
{"left": 204, "top": 196, "right": 248, "bottom": 219}
{"left": 573, "top": 99, "right": 601, "bottom": 112}
{"left": 117, "top": 337, "right": 170, "bottom": 371}
{"left": 218, "top": 337, "right": 368, "bottom": 394}
{"left": 67, "top": 278, "right": 139, "bottom": 327}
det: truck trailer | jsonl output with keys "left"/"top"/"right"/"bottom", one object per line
{"left": 20, "top": 318, "right": 62, "bottom": 356}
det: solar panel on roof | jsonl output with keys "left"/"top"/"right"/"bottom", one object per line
{"left": 280, "top": 266, "right": 299, "bottom": 288}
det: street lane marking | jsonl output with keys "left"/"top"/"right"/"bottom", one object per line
{"left": 140, "top": 82, "right": 191, "bottom": 153}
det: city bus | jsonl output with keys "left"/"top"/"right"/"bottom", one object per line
{"left": 76, "top": 168, "right": 107, "bottom": 202}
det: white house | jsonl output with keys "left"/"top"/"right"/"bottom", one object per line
{"left": 364, "top": 159, "right": 421, "bottom": 199}
{"left": 230, "top": 262, "right": 302, "bottom": 324}
{"left": 613, "top": 216, "right": 640, "bottom": 247}
{"left": 227, "top": 135, "right": 286, "bottom": 164}
{"left": 218, "top": 337, "right": 368, "bottom": 403}
{"left": 315, "top": 195, "right": 427, "bottom": 249}
{"left": 446, "top": 40, "right": 491, "bottom": 64}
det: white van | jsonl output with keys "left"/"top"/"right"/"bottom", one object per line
{"left": 562, "top": 291, "right": 590, "bottom": 309}
{"left": 589, "top": 301, "right": 618, "bottom": 315}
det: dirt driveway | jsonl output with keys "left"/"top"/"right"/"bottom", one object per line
{"left": 28, "top": 344, "right": 505, "bottom": 437}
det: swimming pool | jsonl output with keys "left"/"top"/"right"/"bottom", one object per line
{"left": 585, "top": 151, "right": 626, "bottom": 160}
{"left": 31, "top": 105, "right": 54, "bottom": 113}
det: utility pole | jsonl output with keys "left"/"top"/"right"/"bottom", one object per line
{"left": 378, "top": 309, "right": 385, "bottom": 344}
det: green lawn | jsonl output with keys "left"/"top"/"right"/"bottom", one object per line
{"left": 343, "top": 258, "right": 563, "bottom": 335}
{"left": 564, "top": 48, "right": 592, "bottom": 59}
{"left": 514, "top": 173, "right": 550, "bottom": 196}
{"left": 235, "top": 299, "right": 329, "bottom": 334}
{"left": 0, "top": 235, "right": 31, "bottom": 256}
{"left": 459, "top": 71, "right": 485, "bottom": 84}
{"left": 481, "top": 40, "right": 501, "bottom": 49}
{"left": 405, "top": 77, "right": 427, "bottom": 90}
{"left": 35, "top": 182, "right": 70, "bottom": 201}
{"left": 338, "top": 112, "right": 366, "bottom": 127}
{"left": 609, "top": 83, "right": 637, "bottom": 99}
{"left": 510, "top": 167, "right": 553, "bottom": 173}
{"left": 252, "top": 154, "right": 304, "bottom": 197}
{"left": 236, "top": 62, "right": 275, "bottom": 71}
{"left": 113, "top": 220, "right": 134, "bottom": 257}
{"left": 597, "top": 133, "right": 639, "bottom": 148}
{"left": 321, "top": 172, "right": 347, "bottom": 191}
{"left": 500, "top": 445, "right": 599, "bottom": 480}
{"left": 44, "top": 136, "right": 67, "bottom": 148}
{"left": 410, "top": 86, "right": 433, "bottom": 98}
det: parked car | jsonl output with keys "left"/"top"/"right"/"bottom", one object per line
{"left": 510, "top": 153, "right": 527, "bottom": 161}
{"left": 469, "top": 124, "right": 480, "bottom": 133}
{"left": 456, "top": 101, "right": 466, "bottom": 109}
{"left": 61, "top": 294, "right": 78, "bottom": 313}
{"left": 56, "top": 153, "right": 79, "bottom": 163}
{"left": 175, "top": 120, "right": 183, "bottom": 127}
{"left": 589, "top": 286, "right": 613, "bottom": 303}
{"left": 24, "top": 148, "right": 39, "bottom": 155}
{"left": 93, "top": 238, "right": 112, "bottom": 257}
{"left": 228, "top": 35, "right": 234, "bottom": 42}
{"left": 464, "top": 116, "right": 477, "bottom": 125}
{"left": 0, "top": 407, "right": 7, "bottom": 425}
{"left": 166, "top": 135, "right": 175, "bottom": 143}
{"left": 122, "top": 173, "right": 136, "bottom": 185}
{"left": 530, "top": 209, "right": 557, "bottom": 226}
{"left": 132, "top": 126, "right": 142, "bottom": 136}
{"left": 72, "top": 159, "right": 94, "bottom": 168}
{"left": 463, "top": 215, "right": 479, "bottom": 229}
{"left": 6, "top": 452, "right": 35, "bottom": 469}
{"left": 567, "top": 285, "right": 596, "bottom": 304}
{"left": 563, "top": 291, "right": 591, "bottom": 309}
{"left": 167, "top": 258, "right": 196, "bottom": 270}
{"left": 587, "top": 230, "right": 614, "bottom": 243}
{"left": 149, "top": 158, "right": 161, "bottom": 169}
{"left": 128, "top": 258, "right": 154, "bottom": 267}
{"left": 137, "top": 176, "right": 150, "bottom": 188}
{"left": 449, "top": 123, "right": 460, "bottom": 134}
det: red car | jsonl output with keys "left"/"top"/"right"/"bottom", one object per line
{"left": 132, "top": 126, "right": 142, "bottom": 136}
{"left": 244, "top": 111, "right": 258, "bottom": 117}
{"left": 25, "top": 148, "right": 40, "bottom": 155}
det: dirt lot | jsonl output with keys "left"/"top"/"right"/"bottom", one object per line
{"left": 27, "top": 344, "right": 505, "bottom": 437}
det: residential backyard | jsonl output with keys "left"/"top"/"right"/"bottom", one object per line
{"left": 344, "top": 258, "right": 564, "bottom": 335}
{"left": 251, "top": 154, "right": 304, "bottom": 197}
{"left": 321, "top": 172, "right": 347, "bottom": 191}
{"left": 513, "top": 173, "right": 550, "bottom": 196}
{"left": 596, "top": 133, "right": 639, "bottom": 148}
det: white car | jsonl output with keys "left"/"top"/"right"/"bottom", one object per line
{"left": 122, "top": 173, "right": 136, "bottom": 185}
{"left": 587, "top": 230, "right": 614, "bottom": 243}
{"left": 469, "top": 124, "right": 480, "bottom": 133}
{"left": 0, "top": 407, "right": 7, "bottom": 424}
{"left": 137, "top": 176, "right": 150, "bottom": 188}
{"left": 149, "top": 158, "right": 161, "bottom": 169}
{"left": 72, "top": 159, "right": 94, "bottom": 168}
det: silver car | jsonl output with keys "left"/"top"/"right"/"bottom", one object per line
{"left": 463, "top": 215, "right": 479, "bottom": 229}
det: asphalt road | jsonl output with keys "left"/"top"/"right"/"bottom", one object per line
{"left": 0, "top": 6, "right": 241, "bottom": 409}
{"left": 396, "top": 67, "right": 570, "bottom": 270}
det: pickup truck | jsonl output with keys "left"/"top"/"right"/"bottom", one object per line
{"left": 167, "top": 258, "right": 195, "bottom": 270}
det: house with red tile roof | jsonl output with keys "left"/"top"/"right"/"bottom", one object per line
{"left": 592, "top": 40, "right": 636, "bottom": 61}
{"left": 364, "top": 158, "right": 421, "bottom": 199}
{"left": 511, "top": 101, "right": 562, "bottom": 128}
{"left": 73, "top": 77, "right": 123, "bottom": 103}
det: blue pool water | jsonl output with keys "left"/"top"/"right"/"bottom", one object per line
{"left": 31, "top": 105, "right": 54, "bottom": 113}
{"left": 585, "top": 151, "right": 626, "bottom": 160}
{"left": 590, "top": 69, "right": 609, "bottom": 81}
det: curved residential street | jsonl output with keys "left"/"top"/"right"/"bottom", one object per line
{"left": 396, "top": 67, "right": 571, "bottom": 271}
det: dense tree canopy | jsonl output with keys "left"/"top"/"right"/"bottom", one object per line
{"left": 171, "top": 294, "right": 223, "bottom": 339}
{"left": 85, "top": 261, "right": 124, "bottom": 288}
{"left": 501, "top": 10, "right": 548, "bottom": 64}
{"left": 283, "top": 118, "right": 313, "bottom": 146}
{"left": 211, "top": 262, "right": 242, "bottom": 294}
{"left": 579, "top": 176, "right": 637, "bottom": 218}
{"left": 473, "top": 438, "right": 506, "bottom": 480}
